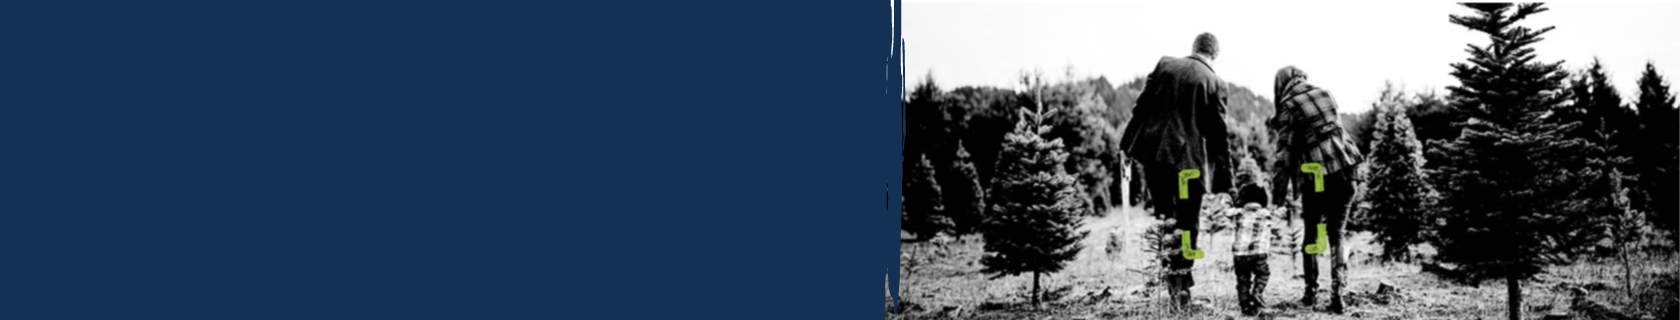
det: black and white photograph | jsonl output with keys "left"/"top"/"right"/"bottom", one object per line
{"left": 893, "top": 1, "right": 1680, "bottom": 319}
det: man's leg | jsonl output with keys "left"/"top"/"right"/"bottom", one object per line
{"left": 1143, "top": 164, "right": 1187, "bottom": 307}
{"left": 1144, "top": 163, "right": 1178, "bottom": 221}
{"left": 1324, "top": 172, "right": 1355, "bottom": 313}
{"left": 1171, "top": 175, "right": 1203, "bottom": 307}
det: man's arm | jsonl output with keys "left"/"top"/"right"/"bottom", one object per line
{"left": 1201, "top": 83, "right": 1233, "bottom": 193}
{"left": 1120, "top": 65, "right": 1166, "bottom": 154}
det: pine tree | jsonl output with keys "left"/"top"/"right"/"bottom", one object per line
{"left": 1634, "top": 62, "right": 1679, "bottom": 238}
{"left": 1430, "top": 4, "right": 1589, "bottom": 320}
{"left": 903, "top": 153, "right": 951, "bottom": 241}
{"left": 1603, "top": 169, "right": 1651, "bottom": 307}
{"left": 1563, "top": 60, "right": 1629, "bottom": 138}
{"left": 981, "top": 100, "right": 1087, "bottom": 307}
{"left": 947, "top": 140, "right": 987, "bottom": 236}
{"left": 1364, "top": 84, "right": 1434, "bottom": 262}
{"left": 1408, "top": 89, "right": 1465, "bottom": 171}
{"left": 1561, "top": 59, "right": 1639, "bottom": 174}
{"left": 1567, "top": 121, "right": 1637, "bottom": 258}
{"left": 905, "top": 73, "right": 944, "bottom": 172}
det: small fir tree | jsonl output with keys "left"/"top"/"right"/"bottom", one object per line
{"left": 1364, "top": 85, "right": 1435, "bottom": 262}
{"left": 902, "top": 153, "right": 951, "bottom": 241}
{"left": 947, "top": 141, "right": 987, "bottom": 236}
{"left": 981, "top": 100, "right": 1088, "bottom": 307}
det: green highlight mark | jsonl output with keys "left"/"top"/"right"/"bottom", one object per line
{"left": 1300, "top": 162, "right": 1325, "bottom": 193}
{"left": 1180, "top": 231, "right": 1204, "bottom": 260}
{"left": 1177, "top": 168, "right": 1201, "bottom": 199}
{"left": 1304, "top": 223, "right": 1328, "bottom": 255}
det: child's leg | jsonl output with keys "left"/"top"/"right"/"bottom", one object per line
{"left": 1234, "top": 256, "right": 1253, "bottom": 313}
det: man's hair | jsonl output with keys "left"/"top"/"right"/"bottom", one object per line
{"left": 1193, "top": 32, "right": 1219, "bottom": 59}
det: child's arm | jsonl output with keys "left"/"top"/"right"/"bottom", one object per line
{"left": 1224, "top": 208, "right": 1245, "bottom": 227}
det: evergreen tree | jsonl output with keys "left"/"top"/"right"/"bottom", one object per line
{"left": 1633, "top": 62, "right": 1679, "bottom": 237}
{"left": 1023, "top": 72, "right": 1110, "bottom": 215}
{"left": 1567, "top": 121, "right": 1636, "bottom": 258}
{"left": 947, "top": 140, "right": 987, "bottom": 236}
{"left": 1406, "top": 89, "right": 1463, "bottom": 171}
{"left": 902, "top": 153, "right": 950, "bottom": 241}
{"left": 1561, "top": 59, "right": 1639, "bottom": 173}
{"left": 1554, "top": 60, "right": 1643, "bottom": 258}
{"left": 905, "top": 73, "right": 945, "bottom": 170}
{"left": 1430, "top": 4, "right": 1589, "bottom": 320}
{"left": 905, "top": 73, "right": 967, "bottom": 217}
{"left": 1364, "top": 85, "right": 1435, "bottom": 262}
{"left": 1603, "top": 169, "right": 1652, "bottom": 306}
{"left": 981, "top": 100, "right": 1087, "bottom": 307}
{"left": 1341, "top": 108, "right": 1381, "bottom": 155}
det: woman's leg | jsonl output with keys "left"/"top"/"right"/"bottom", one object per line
{"left": 1325, "top": 172, "right": 1355, "bottom": 313}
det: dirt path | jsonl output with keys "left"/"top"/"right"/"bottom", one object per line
{"left": 894, "top": 205, "right": 1675, "bottom": 319}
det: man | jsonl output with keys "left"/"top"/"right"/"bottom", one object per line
{"left": 1119, "top": 32, "right": 1233, "bottom": 308}
{"left": 1268, "top": 66, "right": 1363, "bottom": 313}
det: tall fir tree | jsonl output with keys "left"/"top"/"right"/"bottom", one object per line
{"left": 1364, "top": 85, "right": 1435, "bottom": 262}
{"left": 947, "top": 140, "right": 987, "bottom": 236}
{"left": 1633, "top": 62, "right": 1679, "bottom": 238}
{"left": 902, "top": 153, "right": 951, "bottom": 241}
{"left": 1430, "top": 4, "right": 1589, "bottom": 320}
{"left": 981, "top": 100, "right": 1087, "bottom": 307}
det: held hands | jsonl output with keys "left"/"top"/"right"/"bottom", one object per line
{"left": 1207, "top": 193, "right": 1233, "bottom": 216}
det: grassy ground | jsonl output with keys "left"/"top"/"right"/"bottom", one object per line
{"left": 891, "top": 205, "right": 1678, "bottom": 320}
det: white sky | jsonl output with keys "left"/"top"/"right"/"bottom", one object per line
{"left": 903, "top": 0, "right": 1680, "bottom": 113}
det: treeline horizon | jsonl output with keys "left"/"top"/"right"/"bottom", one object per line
{"left": 902, "top": 60, "right": 1677, "bottom": 236}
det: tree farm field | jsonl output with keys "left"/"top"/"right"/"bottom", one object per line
{"left": 890, "top": 205, "right": 1679, "bottom": 320}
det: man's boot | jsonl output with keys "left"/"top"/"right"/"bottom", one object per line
{"left": 1181, "top": 287, "right": 1193, "bottom": 309}
{"left": 1168, "top": 277, "right": 1186, "bottom": 309}
{"left": 1171, "top": 274, "right": 1194, "bottom": 309}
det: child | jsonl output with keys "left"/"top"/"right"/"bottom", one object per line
{"left": 1224, "top": 183, "right": 1282, "bottom": 316}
